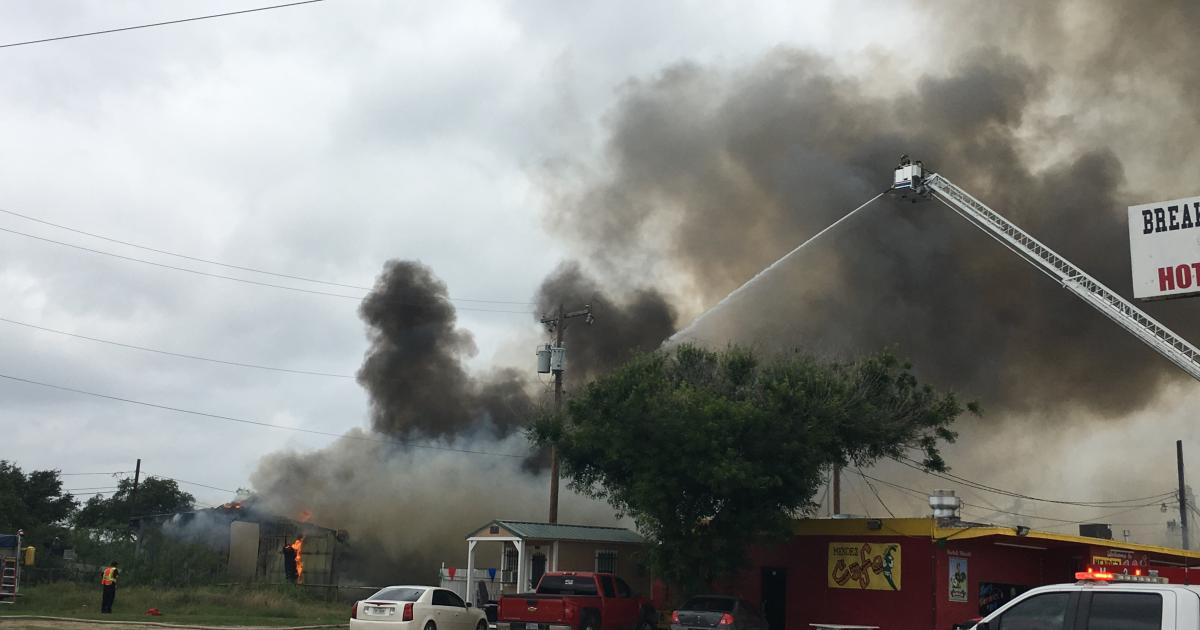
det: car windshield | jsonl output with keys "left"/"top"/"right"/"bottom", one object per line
{"left": 537, "top": 576, "right": 599, "bottom": 596}
{"left": 368, "top": 587, "right": 425, "bottom": 602}
{"left": 682, "top": 597, "right": 736, "bottom": 613}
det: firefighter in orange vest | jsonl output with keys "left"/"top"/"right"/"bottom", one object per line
{"left": 99, "top": 561, "right": 120, "bottom": 613}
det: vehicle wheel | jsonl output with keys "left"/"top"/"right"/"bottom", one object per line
{"left": 425, "top": 622, "right": 437, "bottom": 630}
{"left": 580, "top": 616, "right": 598, "bottom": 630}
{"left": 637, "top": 620, "right": 654, "bottom": 630}
{"left": 477, "top": 621, "right": 487, "bottom": 630}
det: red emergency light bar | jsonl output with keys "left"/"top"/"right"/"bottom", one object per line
{"left": 1076, "top": 568, "right": 1168, "bottom": 584}
{"left": 1076, "top": 571, "right": 1114, "bottom": 581}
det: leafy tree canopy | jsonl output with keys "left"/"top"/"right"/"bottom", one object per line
{"left": 74, "top": 477, "right": 195, "bottom": 534}
{"left": 531, "top": 345, "right": 977, "bottom": 591}
{"left": 0, "top": 461, "right": 77, "bottom": 549}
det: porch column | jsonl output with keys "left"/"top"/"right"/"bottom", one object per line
{"left": 552, "top": 541, "right": 560, "bottom": 571}
{"left": 466, "top": 539, "right": 478, "bottom": 604}
{"left": 514, "top": 539, "right": 525, "bottom": 593}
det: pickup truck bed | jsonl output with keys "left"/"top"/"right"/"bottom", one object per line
{"left": 498, "top": 572, "right": 654, "bottom": 630}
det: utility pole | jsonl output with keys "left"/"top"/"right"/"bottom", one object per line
{"left": 832, "top": 465, "right": 841, "bottom": 516}
{"left": 132, "top": 458, "right": 144, "bottom": 557}
{"left": 1179, "top": 441, "right": 1189, "bottom": 550}
{"left": 539, "top": 303, "right": 593, "bottom": 524}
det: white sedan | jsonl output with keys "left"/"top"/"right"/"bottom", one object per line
{"left": 351, "top": 586, "right": 488, "bottom": 630}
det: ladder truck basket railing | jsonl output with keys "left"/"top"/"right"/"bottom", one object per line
{"left": 890, "top": 160, "right": 1200, "bottom": 383}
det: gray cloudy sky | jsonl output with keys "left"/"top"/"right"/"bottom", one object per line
{"left": 5, "top": 0, "right": 1200, "bottom": 555}
{"left": 1, "top": 0, "right": 916, "bottom": 506}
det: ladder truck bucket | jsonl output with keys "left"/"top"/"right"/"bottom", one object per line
{"left": 889, "top": 155, "right": 930, "bottom": 203}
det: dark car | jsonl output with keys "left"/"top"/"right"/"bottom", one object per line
{"left": 670, "top": 596, "right": 767, "bottom": 630}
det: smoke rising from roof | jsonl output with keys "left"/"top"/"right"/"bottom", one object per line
{"left": 543, "top": 48, "right": 1200, "bottom": 419}
{"left": 357, "top": 260, "right": 532, "bottom": 439}
{"left": 250, "top": 1, "right": 1200, "bottom": 576}
{"left": 534, "top": 261, "right": 676, "bottom": 382}
{"left": 250, "top": 431, "right": 623, "bottom": 584}
{"left": 251, "top": 260, "right": 668, "bottom": 581}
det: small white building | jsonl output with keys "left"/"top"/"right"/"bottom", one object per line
{"left": 441, "top": 520, "right": 649, "bottom": 604}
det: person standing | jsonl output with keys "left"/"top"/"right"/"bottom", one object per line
{"left": 281, "top": 544, "right": 297, "bottom": 584}
{"left": 99, "top": 561, "right": 119, "bottom": 613}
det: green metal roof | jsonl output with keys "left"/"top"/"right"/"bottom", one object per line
{"left": 477, "top": 520, "right": 645, "bottom": 545}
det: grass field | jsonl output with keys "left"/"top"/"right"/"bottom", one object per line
{"left": 0, "top": 582, "right": 350, "bottom": 627}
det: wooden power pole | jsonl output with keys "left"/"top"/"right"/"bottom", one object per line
{"left": 832, "top": 465, "right": 841, "bottom": 516}
{"left": 1179, "top": 441, "right": 1189, "bottom": 550}
{"left": 539, "top": 303, "right": 593, "bottom": 524}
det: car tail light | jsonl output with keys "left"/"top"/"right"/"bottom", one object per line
{"left": 671, "top": 611, "right": 680, "bottom": 624}
{"left": 719, "top": 614, "right": 735, "bottom": 626}
{"left": 403, "top": 603, "right": 414, "bottom": 621}
{"left": 351, "top": 601, "right": 359, "bottom": 619}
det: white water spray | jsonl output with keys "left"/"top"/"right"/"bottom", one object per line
{"left": 667, "top": 192, "right": 885, "bottom": 343}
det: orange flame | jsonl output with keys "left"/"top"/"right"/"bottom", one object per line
{"left": 290, "top": 536, "right": 304, "bottom": 584}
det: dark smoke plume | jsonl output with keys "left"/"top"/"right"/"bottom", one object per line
{"left": 534, "top": 261, "right": 677, "bottom": 382}
{"left": 251, "top": 0, "right": 1200, "bottom": 574}
{"left": 252, "top": 261, "right": 629, "bottom": 583}
{"left": 542, "top": 48, "right": 1200, "bottom": 420}
{"left": 357, "top": 260, "right": 532, "bottom": 438}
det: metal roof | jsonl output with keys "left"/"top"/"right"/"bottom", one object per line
{"left": 473, "top": 520, "right": 644, "bottom": 545}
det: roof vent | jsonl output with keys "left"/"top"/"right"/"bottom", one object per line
{"left": 929, "top": 489, "right": 961, "bottom": 518}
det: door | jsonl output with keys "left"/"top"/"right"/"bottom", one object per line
{"left": 531, "top": 553, "right": 547, "bottom": 589}
{"left": 760, "top": 568, "right": 786, "bottom": 630}
{"left": 602, "top": 575, "right": 640, "bottom": 629}
{"left": 433, "top": 588, "right": 471, "bottom": 630}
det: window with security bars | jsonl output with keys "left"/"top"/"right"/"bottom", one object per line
{"left": 595, "top": 550, "right": 618, "bottom": 574}
{"left": 501, "top": 544, "right": 519, "bottom": 582}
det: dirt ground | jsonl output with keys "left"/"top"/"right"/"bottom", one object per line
{"left": 0, "top": 618, "right": 346, "bottom": 630}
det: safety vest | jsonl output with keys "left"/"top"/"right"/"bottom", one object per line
{"left": 101, "top": 567, "right": 117, "bottom": 586}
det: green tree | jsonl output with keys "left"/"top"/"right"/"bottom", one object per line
{"left": 74, "top": 477, "right": 195, "bottom": 534}
{"left": 531, "top": 345, "right": 977, "bottom": 592}
{"left": 0, "top": 461, "right": 77, "bottom": 550}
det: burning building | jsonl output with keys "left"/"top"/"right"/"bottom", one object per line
{"left": 135, "top": 498, "right": 348, "bottom": 585}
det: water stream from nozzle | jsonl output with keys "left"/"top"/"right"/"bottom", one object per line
{"left": 666, "top": 192, "right": 885, "bottom": 344}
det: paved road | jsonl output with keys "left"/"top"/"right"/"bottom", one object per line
{"left": 0, "top": 618, "right": 347, "bottom": 630}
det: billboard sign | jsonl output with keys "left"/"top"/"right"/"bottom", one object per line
{"left": 1129, "top": 196, "right": 1200, "bottom": 300}
{"left": 828, "top": 541, "right": 901, "bottom": 591}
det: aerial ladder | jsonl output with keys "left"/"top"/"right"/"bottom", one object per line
{"left": 890, "top": 157, "right": 1200, "bottom": 383}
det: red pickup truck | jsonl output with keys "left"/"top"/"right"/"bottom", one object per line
{"left": 497, "top": 572, "right": 656, "bottom": 630}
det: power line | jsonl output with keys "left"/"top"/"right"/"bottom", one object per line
{"left": 0, "top": 207, "right": 535, "bottom": 306}
{"left": 0, "top": 315, "right": 355, "bottom": 378}
{"left": 859, "top": 470, "right": 1170, "bottom": 526}
{"left": 847, "top": 473, "right": 872, "bottom": 518}
{"left": 0, "top": 0, "right": 331, "bottom": 50}
{"left": 0, "top": 225, "right": 536, "bottom": 313}
{"left": 145, "top": 474, "right": 237, "bottom": 494}
{"left": 892, "top": 456, "right": 1176, "bottom": 507}
{"left": 0, "top": 369, "right": 527, "bottom": 459}
{"left": 0, "top": 314, "right": 549, "bottom": 389}
{"left": 0, "top": 207, "right": 371, "bottom": 291}
{"left": 856, "top": 467, "right": 895, "bottom": 518}
{"left": 59, "top": 471, "right": 133, "bottom": 476}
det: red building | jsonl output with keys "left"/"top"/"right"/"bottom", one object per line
{"left": 722, "top": 517, "right": 1200, "bottom": 630}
